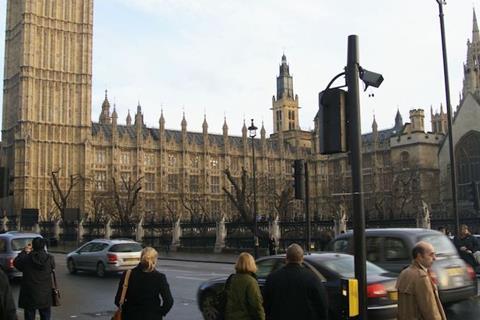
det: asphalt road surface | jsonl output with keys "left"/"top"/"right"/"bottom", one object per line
{"left": 8, "top": 253, "right": 480, "bottom": 320}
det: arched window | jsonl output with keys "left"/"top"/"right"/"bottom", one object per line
{"left": 456, "top": 131, "right": 480, "bottom": 200}
{"left": 400, "top": 151, "right": 409, "bottom": 169}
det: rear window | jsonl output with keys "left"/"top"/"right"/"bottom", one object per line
{"left": 11, "top": 238, "right": 36, "bottom": 251}
{"left": 418, "top": 234, "right": 457, "bottom": 256}
{"left": 321, "top": 256, "right": 386, "bottom": 278}
{"left": 109, "top": 243, "right": 142, "bottom": 252}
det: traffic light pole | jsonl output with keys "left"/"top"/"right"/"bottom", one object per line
{"left": 304, "top": 162, "right": 311, "bottom": 253}
{"left": 346, "top": 35, "right": 367, "bottom": 320}
{"left": 436, "top": 0, "right": 459, "bottom": 235}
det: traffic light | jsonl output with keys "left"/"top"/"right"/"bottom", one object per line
{"left": 318, "top": 88, "right": 349, "bottom": 154}
{"left": 292, "top": 160, "right": 305, "bottom": 200}
{"left": 470, "top": 181, "right": 480, "bottom": 211}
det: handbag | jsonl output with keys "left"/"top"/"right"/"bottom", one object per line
{"left": 111, "top": 269, "right": 132, "bottom": 320}
{"left": 51, "top": 270, "right": 61, "bottom": 307}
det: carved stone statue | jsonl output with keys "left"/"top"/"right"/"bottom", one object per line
{"left": 214, "top": 216, "right": 227, "bottom": 253}
{"left": 416, "top": 200, "right": 431, "bottom": 229}
{"left": 171, "top": 218, "right": 182, "bottom": 252}
{"left": 334, "top": 204, "right": 348, "bottom": 236}
{"left": 136, "top": 218, "right": 144, "bottom": 242}
{"left": 270, "top": 215, "right": 281, "bottom": 243}
{"left": 105, "top": 219, "right": 112, "bottom": 239}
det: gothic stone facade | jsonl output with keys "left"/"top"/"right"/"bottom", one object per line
{"left": 1, "top": 1, "right": 479, "bottom": 222}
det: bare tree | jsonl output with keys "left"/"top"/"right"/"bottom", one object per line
{"left": 110, "top": 174, "right": 143, "bottom": 234}
{"left": 49, "top": 168, "right": 83, "bottom": 221}
{"left": 223, "top": 167, "right": 253, "bottom": 226}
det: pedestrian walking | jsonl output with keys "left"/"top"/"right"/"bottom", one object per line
{"left": 264, "top": 243, "right": 328, "bottom": 320}
{"left": 114, "top": 247, "right": 173, "bottom": 320}
{"left": 0, "top": 268, "right": 16, "bottom": 320}
{"left": 268, "top": 237, "right": 276, "bottom": 256}
{"left": 14, "top": 237, "right": 55, "bottom": 320}
{"left": 453, "top": 224, "right": 479, "bottom": 267}
{"left": 225, "top": 252, "right": 265, "bottom": 320}
{"left": 396, "top": 241, "right": 446, "bottom": 320}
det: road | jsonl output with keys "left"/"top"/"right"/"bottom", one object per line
{"left": 8, "top": 253, "right": 480, "bottom": 320}
{"left": 10, "top": 253, "right": 233, "bottom": 320}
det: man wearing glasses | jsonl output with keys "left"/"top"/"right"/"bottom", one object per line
{"left": 396, "top": 241, "right": 446, "bottom": 320}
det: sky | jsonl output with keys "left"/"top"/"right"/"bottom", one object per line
{"left": 0, "top": 0, "right": 477, "bottom": 136}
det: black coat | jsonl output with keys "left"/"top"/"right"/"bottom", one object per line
{"left": 115, "top": 265, "right": 174, "bottom": 320}
{"left": 0, "top": 268, "right": 16, "bottom": 320}
{"left": 14, "top": 250, "right": 55, "bottom": 309}
{"left": 264, "top": 263, "right": 329, "bottom": 320}
{"left": 453, "top": 234, "right": 479, "bottom": 252}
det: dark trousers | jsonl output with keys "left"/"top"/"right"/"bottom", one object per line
{"left": 24, "top": 307, "right": 51, "bottom": 320}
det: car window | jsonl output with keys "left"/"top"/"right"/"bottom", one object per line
{"left": 11, "top": 238, "right": 35, "bottom": 251}
{"left": 256, "top": 258, "right": 279, "bottom": 278}
{"left": 384, "top": 238, "right": 409, "bottom": 261}
{"left": 0, "top": 239, "right": 6, "bottom": 253}
{"left": 91, "top": 243, "right": 108, "bottom": 252}
{"left": 419, "top": 234, "right": 457, "bottom": 256}
{"left": 303, "top": 261, "right": 327, "bottom": 282}
{"left": 366, "top": 237, "right": 382, "bottom": 262}
{"left": 78, "top": 243, "right": 95, "bottom": 253}
{"left": 322, "top": 256, "right": 386, "bottom": 278}
{"left": 109, "top": 243, "right": 142, "bottom": 253}
{"left": 332, "top": 239, "right": 349, "bottom": 253}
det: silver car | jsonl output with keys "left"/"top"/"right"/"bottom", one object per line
{"left": 66, "top": 239, "right": 142, "bottom": 277}
{"left": 0, "top": 231, "right": 44, "bottom": 278}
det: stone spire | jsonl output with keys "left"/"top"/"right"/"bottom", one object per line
{"left": 473, "top": 8, "right": 479, "bottom": 43}
{"left": 222, "top": 117, "right": 228, "bottom": 136}
{"left": 372, "top": 115, "right": 378, "bottom": 133}
{"left": 181, "top": 112, "right": 187, "bottom": 132}
{"left": 135, "top": 102, "right": 143, "bottom": 127}
{"left": 463, "top": 8, "right": 480, "bottom": 98}
{"left": 202, "top": 114, "right": 208, "bottom": 135}
{"left": 159, "top": 109, "right": 165, "bottom": 132}
{"left": 394, "top": 108, "right": 403, "bottom": 132}
{"left": 126, "top": 109, "right": 132, "bottom": 126}
{"left": 99, "top": 90, "right": 111, "bottom": 124}
{"left": 111, "top": 104, "right": 118, "bottom": 125}
{"left": 260, "top": 121, "right": 266, "bottom": 139}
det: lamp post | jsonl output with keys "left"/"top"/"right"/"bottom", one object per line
{"left": 435, "top": 0, "right": 459, "bottom": 235}
{"left": 248, "top": 119, "right": 259, "bottom": 259}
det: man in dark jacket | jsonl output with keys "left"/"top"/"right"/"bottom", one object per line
{"left": 453, "top": 224, "right": 479, "bottom": 267}
{"left": 264, "top": 243, "right": 328, "bottom": 320}
{"left": 14, "top": 237, "right": 55, "bottom": 320}
{"left": 0, "top": 268, "right": 16, "bottom": 320}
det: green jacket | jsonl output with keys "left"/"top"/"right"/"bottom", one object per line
{"left": 225, "top": 272, "right": 265, "bottom": 320}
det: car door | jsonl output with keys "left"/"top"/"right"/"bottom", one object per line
{"left": 255, "top": 258, "right": 282, "bottom": 296}
{"left": 85, "top": 243, "right": 108, "bottom": 270}
{"left": 75, "top": 243, "right": 95, "bottom": 269}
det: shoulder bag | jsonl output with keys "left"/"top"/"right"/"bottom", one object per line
{"left": 111, "top": 269, "right": 132, "bottom": 320}
{"left": 51, "top": 270, "right": 61, "bottom": 307}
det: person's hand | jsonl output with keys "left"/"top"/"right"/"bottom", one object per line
{"left": 466, "top": 250, "right": 473, "bottom": 254}
{"left": 460, "top": 246, "right": 467, "bottom": 251}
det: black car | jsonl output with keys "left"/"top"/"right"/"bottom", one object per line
{"left": 197, "top": 252, "right": 398, "bottom": 320}
{"left": 330, "top": 228, "right": 477, "bottom": 304}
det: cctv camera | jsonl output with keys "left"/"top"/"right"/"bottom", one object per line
{"left": 360, "top": 68, "right": 384, "bottom": 89}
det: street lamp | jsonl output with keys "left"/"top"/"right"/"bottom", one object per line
{"left": 434, "top": 0, "right": 459, "bottom": 235}
{"left": 248, "top": 119, "right": 259, "bottom": 259}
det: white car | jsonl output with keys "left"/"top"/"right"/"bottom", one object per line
{"left": 66, "top": 239, "right": 142, "bottom": 277}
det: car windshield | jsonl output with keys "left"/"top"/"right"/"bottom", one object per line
{"left": 109, "top": 243, "right": 142, "bottom": 252}
{"left": 418, "top": 234, "right": 457, "bottom": 256}
{"left": 321, "top": 256, "right": 386, "bottom": 278}
{"left": 11, "top": 238, "right": 36, "bottom": 251}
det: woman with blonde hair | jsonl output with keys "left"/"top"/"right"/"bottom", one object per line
{"left": 225, "top": 252, "right": 265, "bottom": 320}
{"left": 114, "top": 247, "right": 173, "bottom": 320}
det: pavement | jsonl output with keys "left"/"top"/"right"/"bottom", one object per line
{"left": 49, "top": 244, "right": 238, "bottom": 264}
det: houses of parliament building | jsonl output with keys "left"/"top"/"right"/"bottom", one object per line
{"left": 1, "top": 1, "right": 479, "bottom": 223}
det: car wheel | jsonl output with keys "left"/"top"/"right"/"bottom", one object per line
{"left": 201, "top": 291, "right": 220, "bottom": 320}
{"left": 96, "top": 262, "right": 106, "bottom": 278}
{"left": 67, "top": 259, "right": 77, "bottom": 274}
